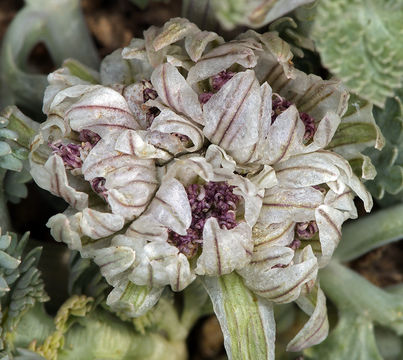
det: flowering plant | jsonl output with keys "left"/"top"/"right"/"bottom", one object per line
{"left": 26, "top": 17, "right": 375, "bottom": 358}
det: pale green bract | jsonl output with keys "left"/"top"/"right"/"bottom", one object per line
{"left": 29, "top": 18, "right": 376, "bottom": 359}
{"left": 311, "top": 0, "right": 403, "bottom": 108}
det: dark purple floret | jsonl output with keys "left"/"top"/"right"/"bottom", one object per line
{"left": 91, "top": 177, "right": 108, "bottom": 199}
{"left": 211, "top": 71, "right": 235, "bottom": 91}
{"left": 79, "top": 129, "right": 101, "bottom": 146}
{"left": 168, "top": 181, "right": 240, "bottom": 258}
{"left": 199, "top": 92, "right": 214, "bottom": 104}
{"left": 49, "top": 141, "right": 82, "bottom": 170}
{"left": 295, "top": 221, "right": 318, "bottom": 240}
{"left": 142, "top": 80, "right": 158, "bottom": 102}
{"left": 199, "top": 70, "right": 235, "bottom": 104}
{"left": 300, "top": 112, "right": 316, "bottom": 141}
{"left": 288, "top": 238, "right": 301, "bottom": 250}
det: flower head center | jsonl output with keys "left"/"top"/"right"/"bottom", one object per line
{"left": 168, "top": 181, "right": 240, "bottom": 258}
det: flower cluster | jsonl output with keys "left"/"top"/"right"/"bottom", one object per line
{"left": 30, "top": 18, "right": 372, "bottom": 350}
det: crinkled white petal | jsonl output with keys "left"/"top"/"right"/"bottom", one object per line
{"left": 149, "top": 105, "right": 204, "bottom": 152}
{"left": 126, "top": 213, "right": 168, "bottom": 242}
{"left": 165, "top": 156, "right": 215, "bottom": 185}
{"left": 247, "top": 165, "right": 277, "bottom": 190}
{"left": 195, "top": 218, "right": 253, "bottom": 276}
{"left": 93, "top": 245, "right": 136, "bottom": 286}
{"left": 262, "top": 105, "right": 305, "bottom": 165}
{"left": 238, "top": 245, "right": 294, "bottom": 279}
{"left": 31, "top": 154, "right": 88, "bottom": 210}
{"left": 129, "top": 241, "right": 195, "bottom": 291}
{"left": 106, "top": 279, "right": 164, "bottom": 317}
{"left": 205, "top": 144, "right": 237, "bottom": 174}
{"left": 241, "top": 245, "right": 318, "bottom": 303}
{"left": 253, "top": 221, "right": 295, "bottom": 248}
{"left": 203, "top": 70, "right": 260, "bottom": 152}
{"left": 184, "top": 30, "right": 223, "bottom": 62}
{"left": 303, "top": 111, "right": 341, "bottom": 153}
{"left": 147, "top": 177, "right": 192, "bottom": 235}
{"left": 47, "top": 212, "right": 82, "bottom": 252}
{"left": 151, "top": 63, "right": 203, "bottom": 124}
{"left": 152, "top": 18, "right": 198, "bottom": 52}
{"left": 324, "top": 189, "right": 357, "bottom": 219}
{"left": 66, "top": 86, "right": 141, "bottom": 137}
{"left": 274, "top": 152, "right": 341, "bottom": 188}
{"left": 229, "top": 176, "right": 263, "bottom": 226}
{"left": 260, "top": 186, "right": 324, "bottom": 223}
{"left": 287, "top": 285, "right": 329, "bottom": 352}
{"left": 80, "top": 208, "right": 125, "bottom": 239}
{"left": 115, "top": 130, "right": 172, "bottom": 161}
{"left": 187, "top": 39, "right": 262, "bottom": 84}
{"left": 100, "top": 49, "right": 153, "bottom": 86}
{"left": 315, "top": 205, "right": 347, "bottom": 267}
{"left": 231, "top": 82, "right": 273, "bottom": 164}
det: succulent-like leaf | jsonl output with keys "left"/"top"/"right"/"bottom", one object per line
{"left": 0, "top": 232, "right": 48, "bottom": 352}
{"left": 311, "top": 0, "right": 403, "bottom": 107}
{"left": 304, "top": 309, "right": 382, "bottom": 360}
{"left": 327, "top": 94, "right": 384, "bottom": 180}
{"left": 364, "top": 89, "right": 403, "bottom": 204}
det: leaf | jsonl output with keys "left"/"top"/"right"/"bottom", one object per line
{"left": 327, "top": 94, "right": 384, "bottom": 180}
{"left": 364, "top": 89, "right": 403, "bottom": 204}
{"left": 304, "top": 309, "right": 382, "bottom": 360}
{"left": 311, "top": 0, "right": 403, "bottom": 107}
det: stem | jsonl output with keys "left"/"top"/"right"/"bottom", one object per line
{"left": 320, "top": 261, "right": 403, "bottom": 334}
{"left": 203, "top": 273, "right": 275, "bottom": 360}
{"left": 335, "top": 204, "right": 403, "bottom": 262}
{"left": 0, "top": 0, "right": 99, "bottom": 114}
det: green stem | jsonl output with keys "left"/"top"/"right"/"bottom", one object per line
{"left": 0, "top": 0, "right": 99, "bottom": 114}
{"left": 203, "top": 273, "right": 275, "bottom": 360}
{"left": 320, "top": 261, "right": 403, "bottom": 334}
{"left": 335, "top": 204, "right": 403, "bottom": 262}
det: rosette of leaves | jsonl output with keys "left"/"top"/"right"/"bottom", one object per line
{"left": 0, "top": 231, "right": 48, "bottom": 357}
{"left": 308, "top": 0, "right": 403, "bottom": 108}
{"left": 363, "top": 89, "right": 403, "bottom": 205}
{"left": 0, "top": 106, "right": 39, "bottom": 207}
{"left": 28, "top": 18, "right": 380, "bottom": 359}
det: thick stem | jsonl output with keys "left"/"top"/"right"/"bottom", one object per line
{"left": 203, "top": 272, "right": 275, "bottom": 360}
{"left": 0, "top": 0, "right": 99, "bottom": 114}
{"left": 334, "top": 204, "right": 403, "bottom": 262}
{"left": 320, "top": 261, "right": 403, "bottom": 334}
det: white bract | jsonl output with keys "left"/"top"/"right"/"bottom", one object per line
{"left": 30, "top": 18, "right": 372, "bottom": 353}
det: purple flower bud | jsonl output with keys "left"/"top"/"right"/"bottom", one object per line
{"left": 49, "top": 141, "right": 82, "bottom": 170}
{"left": 91, "top": 177, "right": 108, "bottom": 199}
{"left": 300, "top": 112, "right": 316, "bottom": 141}
{"left": 295, "top": 221, "right": 318, "bottom": 240}
{"left": 199, "top": 92, "right": 214, "bottom": 104}
{"left": 271, "top": 95, "right": 317, "bottom": 140}
{"left": 211, "top": 71, "right": 235, "bottom": 91}
{"left": 142, "top": 80, "right": 158, "bottom": 102}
